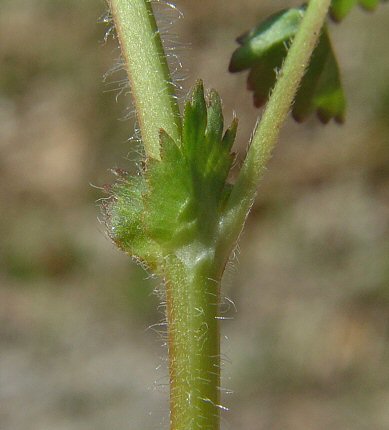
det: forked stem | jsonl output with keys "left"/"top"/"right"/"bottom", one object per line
{"left": 109, "top": 1, "right": 332, "bottom": 430}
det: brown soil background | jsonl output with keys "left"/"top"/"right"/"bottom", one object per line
{"left": 1, "top": 1, "right": 389, "bottom": 429}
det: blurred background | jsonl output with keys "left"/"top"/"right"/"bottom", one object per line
{"left": 1, "top": 0, "right": 389, "bottom": 429}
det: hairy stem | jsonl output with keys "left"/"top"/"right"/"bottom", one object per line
{"left": 108, "top": 1, "right": 332, "bottom": 430}
{"left": 164, "top": 255, "right": 222, "bottom": 430}
{"left": 109, "top": 0, "right": 181, "bottom": 159}
{"left": 109, "top": 2, "right": 222, "bottom": 429}
{"left": 222, "top": 0, "right": 332, "bottom": 250}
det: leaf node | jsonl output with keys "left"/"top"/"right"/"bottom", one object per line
{"left": 103, "top": 81, "right": 238, "bottom": 269}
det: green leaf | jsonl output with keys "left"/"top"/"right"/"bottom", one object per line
{"left": 104, "top": 81, "right": 237, "bottom": 267}
{"left": 102, "top": 171, "right": 162, "bottom": 269}
{"left": 229, "top": 8, "right": 305, "bottom": 73}
{"left": 330, "top": 0, "right": 385, "bottom": 21}
{"left": 293, "top": 30, "right": 345, "bottom": 123}
{"left": 229, "top": 7, "right": 346, "bottom": 123}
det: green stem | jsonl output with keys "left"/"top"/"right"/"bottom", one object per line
{"left": 109, "top": 1, "right": 331, "bottom": 430}
{"left": 221, "top": 0, "right": 332, "bottom": 252}
{"left": 164, "top": 255, "right": 222, "bottom": 430}
{"left": 110, "top": 2, "right": 222, "bottom": 428}
{"left": 109, "top": 0, "right": 181, "bottom": 159}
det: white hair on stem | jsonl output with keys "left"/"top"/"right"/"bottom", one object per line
{"left": 102, "top": 0, "right": 188, "bottom": 120}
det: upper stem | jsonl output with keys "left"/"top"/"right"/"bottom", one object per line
{"left": 109, "top": 0, "right": 181, "bottom": 159}
{"left": 221, "top": 0, "right": 332, "bottom": 253}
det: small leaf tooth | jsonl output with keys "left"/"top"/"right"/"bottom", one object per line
{"left": 228, "top": 56, "right": 240, "bottom": 73}
{"left": 229, "top": 48, "right": 251, "bottom": 73}
{"left": 328, "top": 8, "right": 343, "bottom": 22}
{"left": 329, "top": 0, "right": 383, "bottom": 22}
{"left": 236, "top": 30, "right": 249, "bottom": 45}
{"left": 291, "top": 110, "right": 306, "bottom": 123}
{"left": 158, "top": 128, "right": 180, "bottom": 160}
{"left": 335, "top": 113, "right": 345, "bottom": 124}
{"left": 208, "top": 88, "right": 221, "bottom": 107}
{"left": 228, "top": 116, "right": 239, "bottom": 135}
{"left": 253, "top": 93, "right": 266, "bottom": 108}
{"left": 206, "top": 89, "right": 224, "bottom": 142}
{"left": 222, "top": 117, "right": 238, "bottom": 151}
{"left": 247, "top": 78, "right": 255, "bottom": 91}
{"left": 359, "top": 0, "right": 380, "bottom": 12}
{"left": 183, "top": 99, "right": 193, "bottom": 119}
{"left": 183, "top": 80, "right": 208, "bottom": 160}
{"left": 184, "top": 79, "right": 207, "bottom": 123}
{"left": 191, "top": 79, "right": 206, "bottom": 108}
{"left": 316, "top": 109, "right": 331, "bottom": 124}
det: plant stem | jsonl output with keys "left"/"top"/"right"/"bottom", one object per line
{"left": 109, "top": 2, "right": 222, "bottom": 428}
{"left": 222, "top": 0, "right": 332, "bottom": 251}
{"left": 109, "top": 0, "right": 181, "bottom": 159}
{"left": 164, "top": 255, "right": 222, "bottom": 430}
{"left": 109, "top": 1, "right": 331, "bottom": 430}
